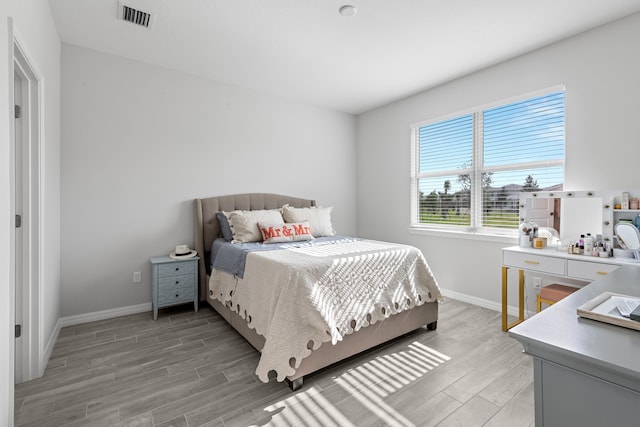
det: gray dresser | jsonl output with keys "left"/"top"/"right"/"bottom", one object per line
{"left": 509, "top": 266, "right": 640, "bottom": 426}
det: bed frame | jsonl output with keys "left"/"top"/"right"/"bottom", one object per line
{"left": 193, "top": 193, "right": 438, "bottom": 390}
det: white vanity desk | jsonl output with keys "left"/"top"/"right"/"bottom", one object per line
{"left": 501, "top": 245, "right": 640, "bottom": 331}
{"left": 505, "top": 190, "right": 640, "bottom": 425}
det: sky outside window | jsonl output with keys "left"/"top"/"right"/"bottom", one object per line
{"left": 418, "top": 91, "right": 564, "bottom": 190}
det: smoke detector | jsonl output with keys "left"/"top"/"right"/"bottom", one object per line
{"left": 118, "top": 2, "right": 154, "bottom": 28}
{"left": 339, "top": 5, "right": 357, "bottom": 17}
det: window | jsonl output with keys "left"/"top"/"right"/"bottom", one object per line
{"left": 411, "top": 88, "right": 565, "bottom": 233}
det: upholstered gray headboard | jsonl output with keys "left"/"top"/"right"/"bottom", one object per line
{"left": 193, "top": 193, "right": 316, "bottom": 301}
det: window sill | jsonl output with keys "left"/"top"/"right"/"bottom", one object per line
{"left": 409, "top": 226, "right": 518, "bottom": 244}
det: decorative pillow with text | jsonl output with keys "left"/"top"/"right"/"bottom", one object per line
{"left": 258, "top": 221, "right": 314, "bottom": 243}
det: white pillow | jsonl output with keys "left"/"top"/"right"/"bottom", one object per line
{"left": 282, "top": 205, "right": 335, "bottom": 237}
{"left": 258, "top": 221, "right": 314, "bottom": 243}
{"left": 226, "top": 209, "right": 284, "bottom": 243}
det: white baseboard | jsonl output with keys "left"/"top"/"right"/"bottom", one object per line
{"left": 59, "top": 302, "right": 152, "bottom": 328}
{"left": 57, "top": 293, "right": 523, "bottom": 331}
{"left": 441, "top": 288, "right": 536, "bottom": 320}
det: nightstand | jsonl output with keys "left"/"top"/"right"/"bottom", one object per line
{"left": 150, "top": 255, "right": 199, "bottom": 320}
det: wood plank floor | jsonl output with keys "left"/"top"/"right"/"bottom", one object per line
{"left": 15, "top": 299, "right": 534, "bottom": 426}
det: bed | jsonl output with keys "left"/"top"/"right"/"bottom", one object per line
{"left": 193, "top": 193, "right": 441, "bottom": 390}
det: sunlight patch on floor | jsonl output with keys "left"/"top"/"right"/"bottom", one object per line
{"left": 263, "top": 386, "right": 356, "bottom": 427}
{"left": 331, "top": 340, "right": 451, "bottom": 426}
{"left": 259, "top": 340, "right": 451, "bottom": 426}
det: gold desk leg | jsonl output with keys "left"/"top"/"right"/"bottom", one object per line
{"left": 502, "top": 266, "right": 508, "bottom": 332}
{"left": 503, "top": 267, "right": 526, "bottom": 332}
{"left": 518, "top": 269, "right": 525, "bottom": 323}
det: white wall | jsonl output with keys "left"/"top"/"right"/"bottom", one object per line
{"left": 356, "top": 13, "right": 640, "bottom": 311}
{"left": 1, "top": 1, "right": 60, "bottom": 425}
{"left": 60, "top": 44, "right": 357, "bottom": 317}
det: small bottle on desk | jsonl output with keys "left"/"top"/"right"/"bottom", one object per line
{"left": 584, "top": 234, "right": 594, "bottom": 256}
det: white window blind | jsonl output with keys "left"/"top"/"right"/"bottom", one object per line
{"left": 412, "top": 89, "right": 565, "bottom": 232}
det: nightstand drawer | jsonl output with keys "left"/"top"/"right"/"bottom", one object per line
{"left": 158, "top": 284, "right": 195, "bottom": 305}
{"left": 158, "top": 261, "right": 196, "bottom": 277}
{"left": 503, "top": 251, "right": 566, "bottom": 275}
{"left": 567, "top": 260, "right": 620, "bottom": 281}
{"left": 158, "top": 275, "right": 195, "bottom": 291}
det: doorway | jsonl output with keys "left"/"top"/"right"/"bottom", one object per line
{"left": 13, "top": 39, "right": 42, "bottom": 384}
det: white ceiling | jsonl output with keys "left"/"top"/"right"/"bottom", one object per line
{"left": 49, "top": 0, "right": 640, "bottom": 114}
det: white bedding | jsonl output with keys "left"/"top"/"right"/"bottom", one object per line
{"left": 209, "top": 238, "right": 442, "bottom": 382}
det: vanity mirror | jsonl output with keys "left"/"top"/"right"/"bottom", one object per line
{"left": 519, "top": 190, "right": 602, "bottom": 242}
{"left": 520, "top": 189, "right": 640, "bottom": 247}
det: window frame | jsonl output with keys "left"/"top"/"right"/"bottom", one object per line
{"left": 410, "top": 85, "right": 565, "bottom": 236}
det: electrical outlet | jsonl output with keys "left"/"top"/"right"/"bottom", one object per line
{"left": 133, "top": 271, "right": 141, "bottom": 283}
{"left": 533, "top": 277, "right": 542, "bottom": 290}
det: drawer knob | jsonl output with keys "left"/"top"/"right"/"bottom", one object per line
{"left": 175, "top": 294, "right": 179, "bottom": 298}
{"left": 524, "top": 260, "right": 540, "bottom": 265}
{"left": 175, "top": 267, "right": 179, "bottom": 271}
{"left": 175, "top": 280, "right": 179, "bottom": 284}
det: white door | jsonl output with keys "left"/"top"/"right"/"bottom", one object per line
{"left": 13, "top": 40, "right": 42, "bottom": 384}
{"left": 14, "top": 71, "right": 24, "bottom": 383}
{"left": 526, "top": 197, "right": 555, "bottom": 229}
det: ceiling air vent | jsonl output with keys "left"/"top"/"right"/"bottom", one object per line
{"left": 119, "top": 4, "right": 153, "bottom": 28}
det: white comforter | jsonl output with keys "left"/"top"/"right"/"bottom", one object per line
{"left": 209, "top": 238, "right": 441, "bottom": 382}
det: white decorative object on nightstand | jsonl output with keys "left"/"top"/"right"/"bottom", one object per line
{"left": 150, "top": 255, "right": 199, "bottom": 320}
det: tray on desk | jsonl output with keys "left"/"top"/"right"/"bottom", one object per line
{"left": 577, "top": 292, "right": 640, "bottom": 332}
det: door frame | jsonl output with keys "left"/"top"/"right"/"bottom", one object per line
{"left": 12, "top": 33, "right": 43, "bottom": 384}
